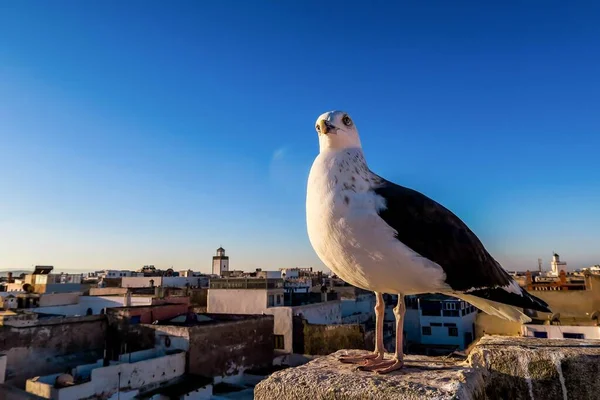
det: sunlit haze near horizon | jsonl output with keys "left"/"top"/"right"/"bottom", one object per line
{"left": 1, "top": 1, "right": 599, "bottom": 274}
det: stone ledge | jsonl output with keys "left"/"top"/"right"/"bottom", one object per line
{"left": 255, "top": 350, "right": 483, "bottom": 400}
{"left": 470, "top": 335, "right": 600, "bottom": 400}
{"left": 255, "top": 336, "right": 600, "bottom": 400}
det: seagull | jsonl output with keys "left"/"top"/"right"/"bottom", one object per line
{"left": 306, "top": 110, "right": 551, "bottom": 374}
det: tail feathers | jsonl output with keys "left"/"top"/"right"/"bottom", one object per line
{"left": 464, "top": 286, "right": 551, "bottom": 314}
{"left": 457, "top": 294, "right": 532, "bottom": 323}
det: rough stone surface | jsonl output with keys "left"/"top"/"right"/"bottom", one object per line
{"left": 255, "top": 350, "right": 484, "bottom": 400}
{"left": 256, "top": 335, "right": 600, "bottom": 400}
{"left": 470, "top": 335, "right": 600, "bottom": 400}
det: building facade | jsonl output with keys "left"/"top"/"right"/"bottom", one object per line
{"left": 404, "top": 294, "right": 478, "bottom": 352}
{"left": 207, "top": 278, "right": 342, "bottom": 353}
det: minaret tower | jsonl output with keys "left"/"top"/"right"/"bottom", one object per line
{"left": 550, "top": 252, "right": 567, "bottom": 277}
{"left": 212, "top": 247, "right": 229, "bottom": 276}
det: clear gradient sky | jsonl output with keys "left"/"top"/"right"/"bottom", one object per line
{"left": 1, "top": 1, "right": 599, "bottom": 273}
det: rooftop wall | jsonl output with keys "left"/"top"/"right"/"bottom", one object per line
{"left": 528, "top": 274, "right": 600, "bottom": 317}
{"left": 187, "top": 315, "right": 274, "bottom": 378}
{"left": 293, "top": 300, "right": 342, "bottom": 325}
{"left": 0, "top": 314, "right": 106, "bottom": 387}
{"left": 123, "top": 315, "right": 274, "bottom": 379}
{"left": 38, "top": 293, "right": 80, "bottom": 307}
{"left": 26, "top": 350, "right": 186, "bottom": 400}
{"left": 88, "top": 287, "right": 128, "bottom": 296}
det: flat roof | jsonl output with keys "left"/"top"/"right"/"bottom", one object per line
{"left": 138, "top": 375, "right": 212, "bottom": 398}
{"left": 154, "top": 312, "right": 273, "bottom": 327}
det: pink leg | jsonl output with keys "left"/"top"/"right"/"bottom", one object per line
{"left": 339, "top": 292, "right": 385, "bottom": 364}
{"left": 360, "top": 294, "right": 405, "bottom": 373}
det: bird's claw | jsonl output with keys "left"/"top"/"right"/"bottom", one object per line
{"left": 359, "top": 358, "right": 404, "bottom": 374}
{"left": 339, "top": 352, "right": 382, "bottom": 365}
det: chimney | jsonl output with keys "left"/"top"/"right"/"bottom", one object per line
{"left": 123, "top": 291, "right": 132, "bottom": 307}
{"left": 7, "top": 272, "right": 13, "bottom": 284}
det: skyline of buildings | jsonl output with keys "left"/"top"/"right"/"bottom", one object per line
{"left": 1, "top": 248, "right": 598, "bottom": 275}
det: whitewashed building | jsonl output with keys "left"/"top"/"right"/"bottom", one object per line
{"left": 25, "top": 348, "right": 213, "bottom": 399}
{"left": 208, "top": 278, "right": 342, "bottom": 353}
{"left": 522, "top": 324, "right": 600, "bottom": 340}
{"left": 404, "top": 294, "right": 478, "bottom": 351}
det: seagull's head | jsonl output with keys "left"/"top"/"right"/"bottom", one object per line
{"left": 315, "top": 110, "right": 362, "bottom": 152}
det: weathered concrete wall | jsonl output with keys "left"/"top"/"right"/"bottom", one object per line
{"left": 188, "top": 315, "right": 274, "bottom": 378}
{"left": 470, "top": 335, "right": 600, "bottom": 400}
{"left": 153, "top": 296, "right": 190, "bottom": 306}
{"left": 341, "top": 294, "right": 375, "bottom": 317}
{"left": 532, "top": 289, "right": 600, "bottom": 317}
{"left": 522, "top": 324, "right": 600, "bottom": 339}
{"left": 475, "top": 312, "right": 523, "bottom": 339}
{"left": 265, "top": 307, "right": 293, "bottom": 352}
{"left": 0, "top": 315, "right": 107, "bottom": 388}
{"left": 36, "top": 283, "right": 83, "bottom": 294}
{"left": 190, "top": 288, "right": 208, "bottom": 307}
{"left": 0, "top": 383, "right": 46, "bottom": 399}
{"left": 106, "top": 303, "right": 190, "bottom": 325}
{"left": 26, "top": 350, "right": 186, "bottom": 400}
{"left": 35, "top": 295, "right": 154, "bottom": 316}
{"left": 150, "top": 325, "right": 191, "bottom": 352}
{"left": 527, "top": 274, "right": 600, "bottom": 317}
{"left": 293, "top": 300, "right": 342, "bottom": 324}
{"left": 38, "top": 293, "right": 80, "bottom": 307}
{"left": 208, "top": 289, "right": 267, "bottom": 314}
{"left": 121, "top": 276, "right": 201, "bottom": 288}
{"left": 302, "top": 323, "right": 366, "bottom": 355}
{"left": 88, "top": 287, "right": 127, "bottom": 296}
{"left": 105, "top": 303, "right": 190, "bottom": 357}
{"left": 123, "top": 315, "right": 274, "bottom": 379}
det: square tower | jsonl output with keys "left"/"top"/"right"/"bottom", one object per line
{"left": 212, "top": 247, "right": 229, "bottom": 276}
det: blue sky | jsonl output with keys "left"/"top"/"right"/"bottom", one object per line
{"left": 1, "top": 1, "right": 599, "bottom": 273}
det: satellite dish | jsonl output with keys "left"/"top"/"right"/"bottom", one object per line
{"left": 55, "top": 374, "right": 74, "bottom": 388}
{"left": 22, "top": 283, "right": 34, "bottom": 293}
{"left": 549, "top": 313, "right": 561, "bottom": 325}
{"left": 590, "top": 310, "right": 600, "bottom": 323}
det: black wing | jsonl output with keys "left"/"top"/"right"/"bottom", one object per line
{"left": 372, "top": 176, "right": 550, "bottom": 313}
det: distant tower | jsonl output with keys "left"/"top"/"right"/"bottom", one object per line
{"left": 212, "top": 247, "right": 229, "bottom": 276}
{"left": 538, "top": 258, "right": 543, "bottom": 273}
{"left": 550, "top": 252, "right": 567, "bottom": 277}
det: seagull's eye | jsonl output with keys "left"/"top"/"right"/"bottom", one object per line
{"left": 316, "top": 125, "right": 321, "bottom": 132}
{"left": 342, "top": 115, "right": 352, "bottom": 126}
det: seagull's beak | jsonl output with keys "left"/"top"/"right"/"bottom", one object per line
{"left": 318, "top": 120, "right": 337, "bottom": 135}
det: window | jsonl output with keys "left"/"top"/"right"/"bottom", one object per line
{"left": 268, "top": 295, "right": 275, "bottom": 307}
{"left": 274, "top": 335, "right": 285, "bottom": 349}
{"left": 443, "top": 322, "right": 457, "bottom": 327}
{"left": 443, "top": 310, "right": 459, "bottom": 317}
{"left": 448, "top": 327, "right": 458, "bottom": 337}
{"left": 444, "top": 302, "right": 457, "bottom": 310}
{"left": 420, "top": 300, "right": 442, "bottom": 316}
{"left": 563, "top": 332, "right": 585, "bottom": 339}
{"left": 422, "top": 326, "right": 432, "bottom": 336}
{"left": 533, "top": 331, "right": 548, "bottom": 338}
{"left": 430, "top": 322, "right": 442, "bottom": 327}
{"left": 276, "top": 295, "right": 281, "bottom": 305}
